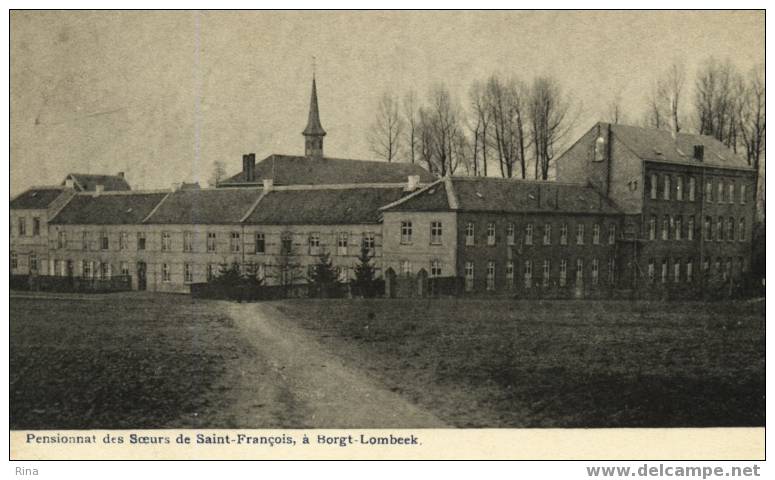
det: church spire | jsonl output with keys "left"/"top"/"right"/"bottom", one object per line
{"left": 303, "top": 73, "right": 326, "bottom": 158}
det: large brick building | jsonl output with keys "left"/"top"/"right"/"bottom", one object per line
{"left": 10, "top": 82, "right": 757, "bottom": 297}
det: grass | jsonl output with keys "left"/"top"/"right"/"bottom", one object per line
{"left": 275, "top": 298, "right": 766, "bottom": 428}
{"left": 10, "top": 294, "right": 254, "bottom": 429}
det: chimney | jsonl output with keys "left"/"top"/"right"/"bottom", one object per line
{"left": 693, "top": 145, "right": 705, "bottom": 162}
{"left": 117, "top": 171, "right": 125, "bottom": 179}
{"left": 263, "top": 178, "right": 274, "bottom": 191}
{"left": 406, "top": 175, "right": 421, "bottom": 191}
{"left": 64, "top": 178, "right": 74, "bottom": 189}
{"left": 94, "top": 184, "right": 105, "bottom": 196}
{"left": 242, "top": 153, "right": 257, "bottom": 182}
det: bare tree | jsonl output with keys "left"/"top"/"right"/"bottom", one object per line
{"left": 425, "top": 84, "right": 464, "bottom": 176}
{"left": 528, "top": 75, "right": 573, "bottom": 180}
{"left": 469, "top": 80, "right": 491, "bottom": 176}
{"left": 737, "top": 64, "right": 765, "bottom": 217}
{"left": 486, "top": 75, "right": 529, "bottom": 178}
{"left": 367, "top": 92, "right": 404, "bottom": 162}
{"left": 658, "top": 61, "right": 686, "bottom": 134}
{"left": 402, "top": 91, "right": 419, "bottom": 164}
{"left": 606, "top": 93, "right": 626, "bottom": 125}
{"left": 643, "top": 80, "right": 666, "bottom": 130}
{"left": 694, "top": 57, "right": 742, "bottom": 149}
{"left": 208, "top": 160, "right": 227, "bottom": 187}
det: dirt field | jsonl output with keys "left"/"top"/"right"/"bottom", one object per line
{"left": 275, "top": 298, "right": 766, "bottom": 428}
{"left": 10, "top": 293, "right": 765, "bottom": 429}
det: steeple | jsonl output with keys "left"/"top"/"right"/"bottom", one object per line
{"left": 302, "top": 74, "right": 326, "bottom": 158}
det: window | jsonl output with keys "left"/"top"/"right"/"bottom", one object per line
{"left": 663, "top": 175, "right": 671, "bottom": 200}
{"left": 714, "top": 257, "right": 722, "bottom": 279}
{"left": 120, "top": 261, "right": 129, "bottom": 276}
{"left": 543, "top": 224, "right": 552, "bottom": 245}
{"left": 401, "top": 260, "right": 412, "bottom": 276}
{"left": 717, "top": 180, "right": 724, "bottom": 204}
{"left": 608, "top": 257, "right": 615, "bottom": 284}
{"left": 542, "top": 259, "right": 550, "bottom": 287}
{"left": 524, "top": 260, "right": 532, "bottom": 288}
{"left": 727, "top": 217, "right": 734, "bottom": 241}
{"left": 506, "top": 223, "right": 515, "bottom": 246}
{"left": 119, "top": 232, "right": 128, "bottom": 250}
{"left": 431, "top": 221, "right": 443, "bottom": 245}
{"left": 705, "top": 179, "right": 713, "bottom": 203}
{"left": 338, "top": 232, "right": 349, "bottom": 256}
{"left": 661, "top": 259, "right": 668, "bottom": 284}
{"left": 29, "top": 253, "right": 38, "bottom": 272}
{"left": 673, "top": 259, "right": 680, "bottom": 283}
{"left": 161, "top": 232, "right": 172, "bottom": 251}
{"left": 207, "top": 263, "right": 216, "bottom": 281}
{"left": 162, "top": 263, "right": 171, "bottom": 282}
{"left": 703, "top": 257, "right": 710, "bottom": 273}
{"left": 687, "top": 216, "right": 694, "bottom": 241}
{"left": 82, "top": 260, "right": 92, "bottom": 278}
{"left": 207, "top": 232, "right": 217, "bottom": 252}
{"left": 576, "top": 223, "right": 585, "bottom": 245}
{"left": 591, "top": 258, "right": 599, "bottom": 285}
{"left": 650, "top": 173, "right": 658, "bottom": 199}
{"left": 688, "top": 177, "right": 696, "bottom": 201}
{"left": 32, "top": 217, "right": 40, "bottom": 236}
{"left": 281, "top": 233, "right": 293, "bottom": 255}
{"left": 739, "top": 218, "right": 746, "bottom": 241}
{"left": 308, "top": 233, "right": 321, "bottom": 255}
{"left": 430, "top": 260, "right": 442, "bottom": 278}
{"left": 559, "top": 259, "right": 567, "bottom": 287}
{"left": 11, "top": 252, "right": 17, "bottom": 270}
{"left": 184, "top": 263, "right": 193, "bottom": 283}
{"left": 255, "top": 233, "right": 265, "bottom": 254}
{"left": 338, "top": 266, "right": 350, "bottom": 283}
{"left": 705, "top": 216, "right": 712, "bottom": 240}
{"left": 728, "top": 183, "right": 735, "bottom": 204}
{"left": 465, "top": 262, "right": 474, "bottom": 291}
{"left": 465, "top": 222, "right": 475, "bottom": 246}
{"left": 649, "top": 216, "right": 656, "bottom": 241}
{"left": 575, "top": 258, "right": 584, "bottom": 284}
{"left": 648, "top": 259, "right": 655, "bottom": 283}
{"left": 137, "top": 232, "right": 146, "bottom": 251}
{"left": 740, "top": 184, "right": 747, "bottom": 204}
{"left": 716, "top": 217, "right": 723, "bottom": 241}
{"left": 57, "top": 231, "right": 67, "bottom": 249}
{"left": 487, "top": 223, "right": 496, "bottom": 246}
{"left": 100, "top": 262, "right": 111, "bottom": 280}
{"left": 661, "top": 216, "right": 669, "bottom": 241}
{"left": 486, "top": 261, "right": 496, "bottom": 291}
{"left": 506, "top": 261, "right": 514, "bottom": 288}
{"left": 560, "top": 223, "right": 568, "bottom": 245}
{"left": 608, "top": 224, "right": 616, "bottom": 245}
{"left": 674, "top": 216, "right": 682, "bottom": 241}
{"left": 18, "top": 217, "right": 26, "bottom": 236}
{"left": 676, "top": 176, "right": 683, "bottom": 201}
{"left": 592, "top": 224, "right": 600, "bottom": 245}
{"left": 183, "top": 232, "right": 193, "bottom": 252}
{"left": 82, "top": 231, "right": 89, "bottom": 250}
{"left": 724, "top": 257, "right": 732, "bottom": 281}
{"left": 401, "top": 221, "right": 413, "bottom": 244}
{"left": 362, "top": 232, "right": 376, "bottom": 252}
{"left": 525, "top": 224, "right": 533, "bottom": 245}
{"left": 686, "top": 260, "right": 693, "bottom": 283}
{"left": 100, "top": 232, "right": 109, "bottom": 250}
{"left": 230, "top": 232, "right": 241, "bottom": 253}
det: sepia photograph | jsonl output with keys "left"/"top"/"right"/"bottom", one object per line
{"left": 8, "top": 9, "right": 765, "bottom": 461}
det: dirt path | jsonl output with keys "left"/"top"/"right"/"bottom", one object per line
{"left": 214, "top": 301, "right": 446, "bottom": 428}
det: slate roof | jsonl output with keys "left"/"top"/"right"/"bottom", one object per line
{"left": 383, "top": 177, "right": 621, "bottom": 215}
{"left": 64, "top": 173, "right": 131, "bottom": 192}
{"left": 244, "top": 187, "right": 409, "bottom": 225}
{"left": 10, "top": 187, "right": 67, "bottom": 210}
{"left": 50, "top": 192, "right": 168, "bottom": 225}
{"left": 221, "top": 154, "right": 436, "bottom": 186}
{"left": 609, "top": 123, "right": 751, "bottom": 169}
{"left": 144, "top": 188, "right": 261, "bottom": 224}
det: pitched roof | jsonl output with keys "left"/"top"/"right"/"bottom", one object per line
{"left": 10, "top": 187, "right": 67, "bottom": 210}
{"left": 383, "top": 177, "right": 621, "bottom": 215}
{"left": 609, "top": 123, "right": 751, "bottom": 169}
{"left": 221, "top": 154, "right": 436, "bottom": 186}
{"left": 50, "top": 192, "right": 168, "bottom": 225}
{"left": 244, "top": 186, "right": 409, "bottom": 225}
{"left": 302, "top": 77, "right": 326, "bottom": 137}
{"left": 144, "top": 188, "right": 261, "bottom": 224}
{"left": 64, "top": 173, "right": 131, "bottom": 192}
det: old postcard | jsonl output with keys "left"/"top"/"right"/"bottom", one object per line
{"left": 8, "top": 9, "right": 765, "bottom": 462}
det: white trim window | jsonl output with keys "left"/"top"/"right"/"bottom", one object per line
{"left": 465, "top": 261, "right": 474, "bottom": 292}
{"left": 401, "top": 260, "right": 412, "bottom": 276}
{"left": 161, "top": 232, "right": 172, "bottom": 252}
{"left": 206, "top": 232, "right": 217, "bottom": 253}
{"left": 717, "top": 180, "right": 724, "bottom": 204}
{"left": 338, "top": 232, "right": 349, "bottom": 256}
{"left": 648, "top": 259, "right": 655, "bottom": 283}
{"left": 487, "top": 223, "right": 496, "bottom": 246}
{"left": 649, "top": 215, "right": 657, "bottom": 241}
{"left": 687, "top": 216, "right": 694, "bottom": 241}
{"left": 401, "top": 221, "right": 413, "bottom": 244}
{"left": 430, "top": 221, "right": 443, "bottom": 245}
{"left": 688, "top": 177, "right": 696, "bottom": 201}
{"left": 57, "top": 231, "right": 67, "bottom": 250}
{"left": 255, "top": 233, "right": 265, "bottom": 254}
{"left": 543, "top": 224, "right": 552, "bottom": 245}
{"left": 576, "top": 258, "right": 584, "bottom": 284}
{"left": 686, "top": 259, "right": 693, "bottom": 283}
{"left": 100, "top": 232, "right": 109, "bottom": 250}
{"left": 674, "top": 216, "right": 682, "bottom": 241}
{"left": 676, "top": 176, "right": 683, "bottom": 201}
{"left": 542, "top": 259, "right": 550, "bottom": 287}
{"left": 362, "top": 232, "right": 376, "bottom": 252}
{"left": 486, "top": 261, "right": 496, "bottom": 291}
{"left": 525, "top": 224, "right": 533, "bottom": 245}
{"left": 663, "top": 175, "right": 671, "bottom": 200}
{"left": 309, "top": 233, "right": 321, "bottom": 256}
{"left": 506, "top": 223, "right": 515, "bottom": 246}
{"left": 739, "top": 218, "right": 746, "bottom": 241}
{"left": 661, "top": 259, "right": 668, "bottom": 284}
{"left": 230, "top": 232, "right": 241, "bottom": 253}
{"left": 650, "top": 173, "right": 658, "bottom": 200}
{"left": 465, "top": 222, "right": 475, "bottom": 246}
{"left": 82, "top": 260, "right": 91, "bottom": 278}
{"left": 608, "top": 224, "right": 616, "bottom": 245}
{"left": 607, "top": 257, "right": 615, "bottom": 284}
{"left": 162, "top": 263, "right": 171, "bottom": 282}
{"left": 184, "top": 263, "right": 193, "bottom": 283}
{"left": 29, "top": 253, "right": 38, "bottom": 272}
{"left": 662, "top": 216, "right": 669, "bottom": 241}
{"left": 673, "top": 259, "right": 681, "bottom": 283}
{"left": 119, "top": 232, "right": 129, "bottom": 250}
{"left": 592, "top": 224, "right": 600, "bottom": 245}
{"left": 728, "top": 183, "right": 735, "bottom": 204}
{"left": 183, "top": 232, "right": 194, "bottom": 252}
{"left": 559, "top": 259, "right": 567, "bottom": 287}
{"left": 591, "top": 258, "right": 599, "bottom": 285}
{"left": 506, "top": 261, "right": 514, "bottom": 289}
{"left": 560, "top": 223, "right": 568, "bottom": 245}
{"left": 120, "top": 261, "right": 129, "bottom": 277}
{"left": 740, "top": 184, "right": 747, "bottom": 204}
{"left": 523, "top": 260, "right": 532, "bottom": 288}
{"left": 430, "top": 260, "right": 442, "bottom": 278}
{"left": 576, "top": 223, "right": 585, "bottom": 245}
{"left": 137, "top": 232, "right": 146, "bottom": 251}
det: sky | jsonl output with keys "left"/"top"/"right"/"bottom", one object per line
{"left": 10, "top": 10, "right": 764, "bottom": 195}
